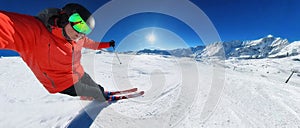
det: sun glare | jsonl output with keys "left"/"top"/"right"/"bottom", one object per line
{"left": 147, "top": 34, "right": 156, "bottom": 43}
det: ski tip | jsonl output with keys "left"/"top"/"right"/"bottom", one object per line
{"left": 129, "top": 88, "right": 138, "bottom": 92}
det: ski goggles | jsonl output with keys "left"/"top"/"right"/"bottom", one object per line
{"left": 68, "top": 13, "right": 92, "bottom": 35}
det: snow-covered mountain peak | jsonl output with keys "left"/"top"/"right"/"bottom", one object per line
{"left": 270, "top": 41, "right": 300, "bottom": 58}
{"left": 267, "top": 34, "right": 274, "bottom": 38}
{"left": 199, "top": 35, "right": 291, "bottom": 59}
{"left": 244, "top": 35, "right": 280, "bottom": 47}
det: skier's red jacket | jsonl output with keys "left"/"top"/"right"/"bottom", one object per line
{"left": 0, "top": 11, "right": 110, "bottom": 93}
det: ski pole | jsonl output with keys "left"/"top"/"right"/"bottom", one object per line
{"left": 113, "top": 46, "right": 122, "bottom": 64}
{"left": 285, "top": 71, "right": 295, "bottom": 83}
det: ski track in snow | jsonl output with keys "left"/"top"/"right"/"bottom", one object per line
{"left": 0, "top": 54, "right": 299, "bottom": 128}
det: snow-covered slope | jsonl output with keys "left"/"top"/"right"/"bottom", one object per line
{"left": 0, "top": 57, "right": 81, "bottom": 127}
{"left": 270, "top": 41, "right": 300, "bottom": 58}
{"left": 0, "top": 53, "right": 299, "bottom": 127}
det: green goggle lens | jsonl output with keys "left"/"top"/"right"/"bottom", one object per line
{"left": 68, "top": 13, "right": 92, "bottom": 35}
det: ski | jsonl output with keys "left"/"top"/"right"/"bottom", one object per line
{"left": 80, "top": 88, "right": 144, "bottom": 101}
{"left": 107, "top": 91, "right": 144, "bottom": 101}
{"left": 105, "top": 88, "right": 138, "bottom": 96}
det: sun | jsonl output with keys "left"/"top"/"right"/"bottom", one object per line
{"left": 146, "top": 34, "right": 156, "bottom": 43}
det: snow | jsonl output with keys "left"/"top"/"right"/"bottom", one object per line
{"left": 270, "top": 41, "right": 300, "bottom": 58}
{"left": 0, "top": 57, "right": 81, "bottom": 127}
{"left": 0, "top": 52, "right": 299, "bottom": 127}
{"left": 267, "top": 34, "right": 274, "bottom": 38}
{"left": 165, "top": 35, "right": 291, "bottom": 59}
{"left": 131, "top": 35, "right": 296, "bottom": 60}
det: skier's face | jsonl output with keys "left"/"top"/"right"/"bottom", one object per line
{"left": 64, "top": 23, "right": 85, "bottom": 41}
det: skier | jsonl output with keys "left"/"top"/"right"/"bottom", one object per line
{"left": 0, "top": 3, "right": 115, "bottom": 101}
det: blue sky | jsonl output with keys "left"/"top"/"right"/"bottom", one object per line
{"left": 0, "top": 0, "right": 299, "bottom": 54}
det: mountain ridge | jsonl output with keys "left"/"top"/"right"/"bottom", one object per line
{"left": 129, "top": 35, "right": 300, "bottom": 60}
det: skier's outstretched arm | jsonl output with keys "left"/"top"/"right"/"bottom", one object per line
{"left": 82, "top": 37, "right": 115, "bottom": 50}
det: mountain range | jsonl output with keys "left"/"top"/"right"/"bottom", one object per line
{"left": 128, "top": 35, "right": 300, "bottom": 60}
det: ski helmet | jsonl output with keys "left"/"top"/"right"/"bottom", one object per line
{"left": 59, "top": 3, "right": 95, "bottom": 34}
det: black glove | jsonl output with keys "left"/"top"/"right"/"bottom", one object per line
{"left": 109, "top": 40, "right": 115, "bottom": 47}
